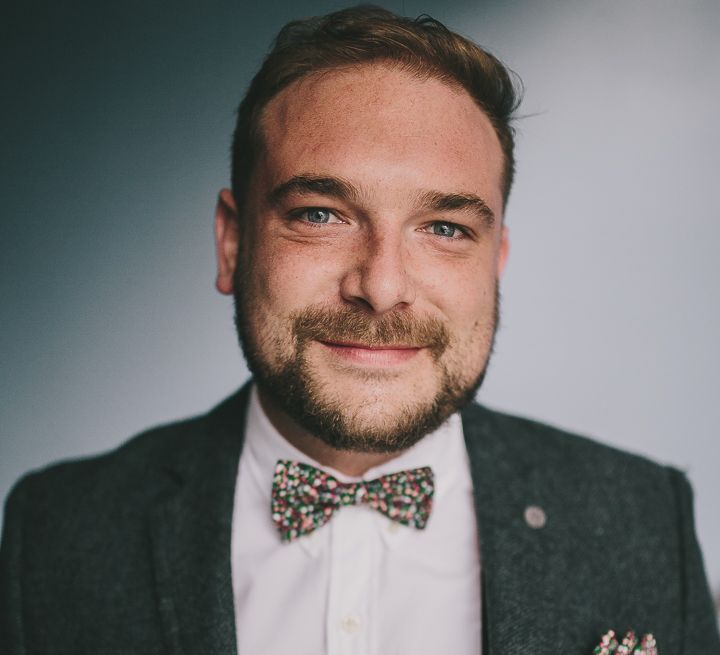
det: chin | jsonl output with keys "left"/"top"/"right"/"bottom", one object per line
{"left": 286, "top": 370, "right": 463, "bottom": 453}
{"left": 313, "top": 363, "right": 442, "bottom": 407}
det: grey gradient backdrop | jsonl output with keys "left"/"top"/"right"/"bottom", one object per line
{"left": 2, "top": 0, "right": 718, "bottom": 615}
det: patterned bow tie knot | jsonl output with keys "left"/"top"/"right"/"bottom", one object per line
{"left": 271, "top": 460, "right": 435, "bottom": 542}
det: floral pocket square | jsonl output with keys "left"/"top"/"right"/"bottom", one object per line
{"left": 593, "top": 630, "right": 657, "bottom": 654}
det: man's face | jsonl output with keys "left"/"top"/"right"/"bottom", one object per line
{"left": 215, "top": 64, "right": 508, "bottom": 453}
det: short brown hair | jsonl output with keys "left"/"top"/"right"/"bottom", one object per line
{"left": 231, "top": 5, "right": 522, "bottom": 210}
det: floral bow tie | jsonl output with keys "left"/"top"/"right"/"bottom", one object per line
{"left": 271, "top": 460, "right": 435, "bottom": 542}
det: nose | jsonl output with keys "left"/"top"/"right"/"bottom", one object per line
{"left": 339, "top": 230, "right": 416, "bottom": 314}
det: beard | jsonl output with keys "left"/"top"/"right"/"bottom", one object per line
{"left": 233, "top": 269, "right": 500, "bottom": 454}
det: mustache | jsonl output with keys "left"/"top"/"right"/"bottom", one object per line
{"left": 290, "top": 305, "right": 450, "bottom": 360}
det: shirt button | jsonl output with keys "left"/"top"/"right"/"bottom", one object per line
{"left": 340, "top": 615, "right": 361, "bottom": 634}
{"left": 524, "top": 505, "right": 546, "bottom": 529}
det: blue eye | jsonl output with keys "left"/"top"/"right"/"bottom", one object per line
{"left": 305, "top": 208, "right": 332, "bottom": 223}
{"left": 431, "top": 222, "right": 462, "bottom": 238}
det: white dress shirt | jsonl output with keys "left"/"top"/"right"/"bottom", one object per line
{"left": 231, "top": 384, "right": 481, "bottom": 654}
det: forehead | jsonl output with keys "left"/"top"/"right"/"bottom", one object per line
{"left": 256, "top": 64, "right": 505, "bottom": 211}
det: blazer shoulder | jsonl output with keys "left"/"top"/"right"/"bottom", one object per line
{"left": 462, "top": 401, "right": 677, "bottom": 483}
{"left": 5, "top": 384, "right": 250, "bottom": 514}
{"left": 460, "top": 402, "right": 720, "bottom": 649}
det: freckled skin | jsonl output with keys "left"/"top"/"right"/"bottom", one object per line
{"left": 215, "top": 64, "right": 509, "bottom": 474}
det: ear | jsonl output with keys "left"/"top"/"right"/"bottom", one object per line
{"left": 214, "top": 188, "right": 241, "bottom": 295}
{"left": 496, "top": 224, "right": 509, "bottom": 277}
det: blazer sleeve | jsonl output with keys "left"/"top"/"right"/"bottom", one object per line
{"left": 669, "top": 467, "right": 720, "bottom": 652}
{"left": 0, "top": 476, "right": 29, "bottom": 655}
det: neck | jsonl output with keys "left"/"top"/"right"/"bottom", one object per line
{"left": 257, "top": 388, "right": 404, "bottom": 477}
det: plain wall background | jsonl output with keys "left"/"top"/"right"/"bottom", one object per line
{"left": 2, "top": 0, "right": 718, "bottom": 614}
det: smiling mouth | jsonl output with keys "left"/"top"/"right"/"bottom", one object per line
{"left": 320, "top": 340, "right": 422, "bottom": 350}
{"left": 318, "top": 340, "right": 424, "bottom": 366}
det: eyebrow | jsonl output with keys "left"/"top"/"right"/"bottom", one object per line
{"left": 268, "top": 174, "right": 495, "bottom": 228}
{"left": 267, "top": 175, "right": 360, "bottom": 206}
{"left": 418, "top": 190, "right": 496, "bottom": 228}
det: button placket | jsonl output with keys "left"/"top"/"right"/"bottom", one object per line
{"left": 340, "top": 614, "right": 362, "bottom": 634}
{"left": 326, "top": 507, "right": 375, "bottom": 654}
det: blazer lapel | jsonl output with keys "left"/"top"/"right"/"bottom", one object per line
{"left": 462, "top": 402, "right": 649, "bottom": 654}
{"left": 149, "top": 384, "right": 251, "bottom": 655}
{"left": 462, "top": 402, "right": 559, "bottom": 655}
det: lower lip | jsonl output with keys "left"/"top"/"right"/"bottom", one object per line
{"left": 319, "top": 342, "right": 423, "bottom": 367}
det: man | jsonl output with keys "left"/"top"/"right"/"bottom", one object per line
{"left": 1, "top": 5, "right": 718, "bottom": 654}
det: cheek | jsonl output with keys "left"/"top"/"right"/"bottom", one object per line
{"left": 459, "top": 292, "right": 496, "bottom": 348}
{"left": 431, "top": 266, "right": 498, "bottom": 360}
{"left": 440, "top": 286, "right": 498, "bottom": 377}
{"left": 246, "top": 239, "right": 344, "bottom": 316}
{"left": 424, "top": 259, "right": 496, "bottom": 320}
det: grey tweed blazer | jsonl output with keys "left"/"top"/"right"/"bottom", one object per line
{"left": 2, "top": 382, "right": 718, "bottom": 654}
